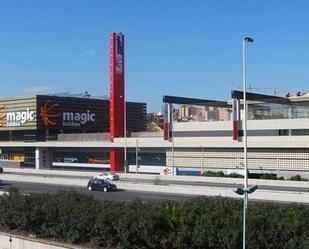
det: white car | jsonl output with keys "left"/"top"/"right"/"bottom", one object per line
{"left": 93, "top": 172, "right": 120, "bottom": 182}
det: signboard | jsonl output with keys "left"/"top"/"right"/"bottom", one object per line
{"left": 62, "top": 111, "right": 96, "bottom": 127}
{"left": 0, "top": 105, "right": 6, "bottom": 127}
{"left": 163, "top": 103, "right": 173, "bottom": 141}
{"left": 37, "top": 96, "right": 103, "bottom": 131}
{"left": 0, "top": 97, "right": 37, "bottom": 130}
{"left": 6, "top": 108, "right": 35, "bottom": 127}
{"left": 0, "top": 94, "right": 146, "bottom": 133}
{"left": 109, "top": 32, "right": 125, "bottom": 141}
{"left": 35, "top": 148, "right": 51, "bottom": 169}
{"left": 232, "top": 99, "right": 240, "bottom": 141}
{"left": 110, "top": 32, "right": 125, "bottom": 172}
{"left": 115, "top": 33, "right": 124, "bottom": 74}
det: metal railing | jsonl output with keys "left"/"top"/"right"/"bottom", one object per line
{"left": 57, "top": 133, "right": 111, "bottom": 142}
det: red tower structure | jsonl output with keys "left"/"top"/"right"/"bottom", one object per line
{"left": 109, "top": 32, "right": 125, "bottom": 172}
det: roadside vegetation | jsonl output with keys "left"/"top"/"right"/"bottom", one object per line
{"left": 202, "top": 170, "right": 308, "bottom": 181}
{"left": 0, "top": 189, "right": 308, "bottom": 249}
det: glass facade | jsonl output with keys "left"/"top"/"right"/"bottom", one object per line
{"left": 128, "top": 152, "right": 166, "bottom": 166}
{"left": 53, "top": 151, "right": 110, "bottom": 164}
{"left": 248, "top": 102, "right": 309, "bottom": 120}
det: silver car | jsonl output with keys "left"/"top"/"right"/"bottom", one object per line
{"left": 93, "top": 172, "right": 120, "bottom": 182}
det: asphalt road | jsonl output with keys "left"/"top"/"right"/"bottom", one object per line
{"left": 0, "top": 180, "right": 190, "bottom": 203}
{"left": 4, "top": 171, "right": 309, "bottom": 193}
{"left": 0, "top": 180, "right": 306, "bottom": 206}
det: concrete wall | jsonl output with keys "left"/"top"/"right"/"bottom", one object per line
{"left": 0, "top": 232, "right": 81, "bottom": 249}
{"left": 174, "top": 118, "right": 309, "bottom": 131}
{"left": 0, "top": 160, "right": 21, "bottom": 168}
{"left": 166, "top": 147, "right": 309, "bottom": 172}
{"left": 57, "top": 132, "right": 110, "bottom": 141}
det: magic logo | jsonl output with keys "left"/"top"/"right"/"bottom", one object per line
{"left": 115, "top": 33, "right": 123, "bottom": 74}
{"left": 40, "top": 101, "right": 61, "bottom": 127}
{"left": 0, "top": 105, "right": 5, "bottom": 127}
{"left": 116, "top": 34, "right": 123, "bottom": 55}
{"left": 0, "top": 105, "right": 35, "bottom": 127}
{"left": 40, "top": 101, "right": 96, "bottom": 127}
{"left": 63, "top": 110, "right": 95, "bottom": 127}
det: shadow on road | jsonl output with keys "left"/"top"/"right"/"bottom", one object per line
{"left": 0, "top": 182, "right": 12, "bottom": 190}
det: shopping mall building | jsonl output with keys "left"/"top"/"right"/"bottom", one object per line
{"left": 0, "top": 93, "right": 147, "bottom": 169}
{"left": 1, "top": 32, "right": 309, "bottom": 178}
{"left": 1, "top": 90, "right": 309, "bottom": 178}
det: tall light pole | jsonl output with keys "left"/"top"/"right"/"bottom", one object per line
{"left": 242, "top": 36, "right": 254, "bottom": 249}
{"left": 234, "top": 37, "right": 257, "bottom": 249}
{"left": 234, "top": 36, "right": 258, "bottom": 249}
{"left": 171, "top": 107, "right": 175, "bottom": 175}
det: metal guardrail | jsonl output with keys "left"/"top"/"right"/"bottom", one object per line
{"left": 57, "top": 133, "right": 111, "bottom": 141}
{"left": 131, "top": 132, "right": 163, "bottom": 138}
{"left": 57, "top": 132, "right": 164, "bottom": 140}
{"left": 0, "top": 132, "right": 164, "bottom": 143}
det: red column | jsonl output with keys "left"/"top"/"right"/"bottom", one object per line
{"left": 163, "top": 103, "right": 173, "bottom": 141}
{"left": 109, "top": 32, "right": 125, "bottom": 172}
{"left": 232, "top": 98, "right": 240, "bottom": 141}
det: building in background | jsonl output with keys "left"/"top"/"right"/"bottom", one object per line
{"left": 175, "top": 105, "right": 231, "bottom": 122}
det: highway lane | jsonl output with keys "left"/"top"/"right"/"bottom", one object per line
{"left": 0, "top": 180, "right": 304, "bottom": 206}
{"left": 0, "top": 180, "right": 190, "bottom": 203}
{"left": 3, "top": 171, "right": 309, "bottom": 193}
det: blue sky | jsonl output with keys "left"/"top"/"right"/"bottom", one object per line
{"left": 1, "top": 0, "right": 309, "bottom": 111}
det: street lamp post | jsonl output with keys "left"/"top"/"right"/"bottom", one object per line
{"left": 243, "top": 36, "right": 253, "bottom": 192}
{"left": 135, "top": 139, "right": 139, "bottom": 174}
{"left": 234, "top": 36, "right": 257, "bottom": 249}
{"left": 170, "top": 103, "right": 175, "bottom": 176}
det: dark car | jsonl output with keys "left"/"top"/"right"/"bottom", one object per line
{"left": 87, "top": 178, "right": 117, "bottom": 192}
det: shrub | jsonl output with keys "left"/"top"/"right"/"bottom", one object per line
{"left": 289, "top": 175, "right": 308, "bottom": 181}
{"left": 0, "top": 191, "right": 309, "bottom": 248}
{"left": 202, "top": 170, "right": 225, "bottom": 177}
{"left": 259, "top": 174, "right": 278, "bottom": 180}
{"left": 228, "top": 172, "right": 244, "bottom": 178}
{"left": 202, "top": 171, "right": 243, "bottom": 178}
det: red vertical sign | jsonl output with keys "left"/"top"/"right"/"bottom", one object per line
{"left": 163, "top": 103, "right": 169, "bottom": 140}
{"left": 163, "top": 103, "right": 173, "bottom": 141}
{"left": 110, "top": 32, "right": 125, "bottom": 141}
{"left": 232, "top": 99, "right": 240, "bottom": 141}
{"left": 110, "top": 32, "right": 125, "bottom": 172}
